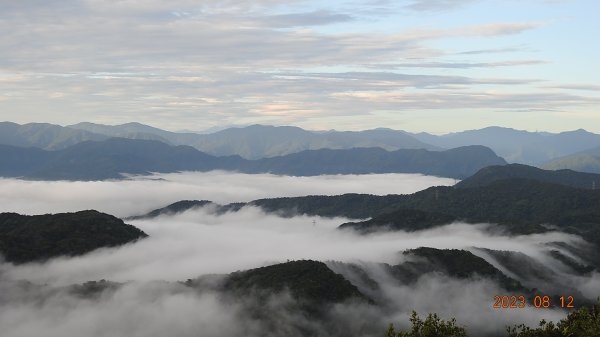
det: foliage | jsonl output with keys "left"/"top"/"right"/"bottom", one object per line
{"left": 392, "top": 247, "right": 523, "bottom": 291}
{"left": 455, "top": 163, "right": 600, "bottom": 190}
{"left": 222, "top": 260, "right": 368, "bottom": 304}
{"left": 0, "top": 210, "right": 147, "bottom": 264}
{"left": 335, "top": 179, "right": 600, "bottom": 254}
{"left": 506, "top": 303, "right": 600, "bottom": 337}
{"left": 386, "top": 311, "right": 468, "bottom": 337}
{"left": 387, "top": 304, "right": 600, "bottom": 337}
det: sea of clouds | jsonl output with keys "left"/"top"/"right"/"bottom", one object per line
{"left": 0, "top": 172, "right": 596, "bottom": 337}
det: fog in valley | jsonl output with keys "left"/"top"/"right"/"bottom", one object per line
{"left": 0, "top": 171, "right": 454, "bottom": 217}
{"left": 0, "top": 173, "right": 597, "bottom": 337}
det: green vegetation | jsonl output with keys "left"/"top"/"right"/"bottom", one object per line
{"left": 0, "top": 210, "right": 147, "bottom": 264}
{"left": 339, "top": 209, "right": 457, "bottom": 233}
{"left": 388, "top": 304, "right": 600, "bottom": 337}
{"left": 222, "top": 260, "right": 368, "bottom": 304}
{"left": 385, "top": 312, "right": 468, "bottom": 337}
{"left": 542, "top": 152, "right": 600, "bottom": 174}
{"left": 247, "top": 193, "right": 407, "bottom": 219}
{"left": 248, "top": 178, "right": 600, "bottom": 250}
{"left": 394, "top": 248, "right": 523, "bottom": 291}
{"left": 128, "top": 200, "right": 214, "bottom": 220}
{"left": 455, "top": 164, "right": 600, "bottom": 190}
{"left": 506, "top": 303, "right": 600, "bottom": 337}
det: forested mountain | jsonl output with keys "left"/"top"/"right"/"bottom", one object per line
{"left": 133, "top": 167, "right": 600, "bottom": 257}
{"left": 0, "top": 138, "right": 505, "bottom": 180}
{"left": 454, "top": 164, "right": 600, "bottom": 189}
{"left": 412, "top": 126, "right": 600, "bottom": 165}
{"left": 254, "top": 179, "right": 600, "bottom": 246}
{"left": 542, "top": 146, "right": 600, "bottom": 174}
{"left": 0, "top": 210, "right": 147, "bottom": 264}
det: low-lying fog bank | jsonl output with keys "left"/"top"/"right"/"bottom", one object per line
{"left": 0, "top": 171, "right": 455, "bottom": 217}
{"left": 1, "top": 173, "right": 597, "bottom": 337}
{"left": 1, "top": 205, "right": 590, "bottom": 337}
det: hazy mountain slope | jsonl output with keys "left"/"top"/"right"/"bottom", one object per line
{"left": 191, "top": 125, "right": 439, "bottom": 159}
{"left": 0, "top": 122, "right": 107, "bottom": 150}
{"left": 542, "top": 146, "right": 600, "bottom": 174}
{"left": 0, "top": 210, "right": 147, "bottom": 264}
{"left": 68, "top": 122, "right": 197, "bottom": 145}
{"left": 412, "top": 126, "right": 600, "bottom": 165}
{"left": 338, "top": 209, "right": 457, "bottom": 233}
{"left": 128, "top": 200, "right": 216, "bottom": 220}
{"left": 0, "top": 138, "right": 505, "bottom": 180}
{"left": 249, "top": 145, "right": 505, "bottom": 178}
{"left": 25, "top": 138, "right": 244, "bottom": 180}
{"left": 70, "top": 123, "right": 439, "bottom": 159}
{"left": 0, "top": 144, "right": 55, "bottom": 177}
{"left": 455, "top": 163, "right": 600, "bottom": 189}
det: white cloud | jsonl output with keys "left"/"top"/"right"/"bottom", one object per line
{"left": 0, "top": 171, "right": 454, "bottom": 217}
{"left": 0, "top": 173, "right": 595, "bottom": 336}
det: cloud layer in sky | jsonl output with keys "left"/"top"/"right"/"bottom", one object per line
{"left": 1, "top": 0, "right": 598, "bottom": 132}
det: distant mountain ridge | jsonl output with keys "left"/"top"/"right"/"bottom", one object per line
{"left": 0, "top": 138, "right": 506, "bottom": 180}
{"left": 68, "top": 122, "right": 440, "bottom": 158}
{"left": 411, "top": 126, "right": 600, "bottom": 165}
{"left": 3, "top": 122, "right": 600, "bottom": 164}
{"left": 455, "top": 163, "right": 600, "bottom": 189}
{"left": 542, "top": 146, "right": 600, "bottom": 174}
{"left": 0, "top": 122, "right": 107, "bottom": 150}
{"left": 0, "top": 122, "right": 600, "bottom": 164}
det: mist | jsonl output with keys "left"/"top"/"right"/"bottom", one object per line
{"left": 1, "top": 174, "right": 597, "bottom": 337}
{"left": 1, "top": 206, "right": 585, "bottom": 286}
{"left": 0, "top": 205, "right": 584, "bottom": 337}
{"left": 0, "top": 171, "right": 454, "bottom": 217}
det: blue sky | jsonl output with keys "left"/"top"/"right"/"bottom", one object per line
{"left": 0, "top": 0, "right": 598, "bottom": 133}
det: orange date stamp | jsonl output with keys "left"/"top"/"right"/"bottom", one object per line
{"left": 493, "top": 295, "right": 575, "bottom": 309}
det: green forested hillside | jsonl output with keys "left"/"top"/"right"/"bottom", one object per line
{"left": 0, "top": 210, "right": 147, "bottom": 264}
{"left": 455, "top": 164, "right": 600, "bottom": 189}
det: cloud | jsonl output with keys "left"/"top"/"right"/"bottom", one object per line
{"left": 259, "top": 10, "right": 355, "bottom": 28}
{"left": 0, "top": 205, "right": 589, "bottom": 336}
{"left": 404, "top": 0, "right": 477, "bottom": 12}
{"left": 0, "top": 173, "right": 596, "bottom": 336}
{"left": 1, "top": 0, "right": 597, "bottom": 133}
{"left": 1, "top": 206, "right": 588, "bottom": 288}
{"left": 0, "top": 0, "right": 566, "bottom": 131}
{"left": 370, "top": 60, "right": 546, "bottom": 69}
{"left": 541, "top": 84, "right": 600, "bottom": 91}
{"left": 0, "top": 171, "right": 454, "bottom": 217}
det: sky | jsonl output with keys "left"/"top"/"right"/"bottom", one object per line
{"left": 0, "top": 0, "right": 599, "bottom": 133}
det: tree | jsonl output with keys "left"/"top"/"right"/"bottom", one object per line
{"left": 386, "top": 311, "right": 468, "bottom": 337}
{"left": 506, "top": 303, "right": 600, "bottom": 337}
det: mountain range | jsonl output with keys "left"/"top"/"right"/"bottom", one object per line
{"left": 412, "top": 126, "right": 600, "bottom": 165}
{"left": 134, "top": 164, "right": 600, "bottom": 255}
{"left": 0, "top": 138, "right": 506, "bottom": 180}
{"left": 3, "top": 122, "right": 600, "bottom": 165}
{"left": 542, "top": 146, "right": 600, "bottom": 174}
